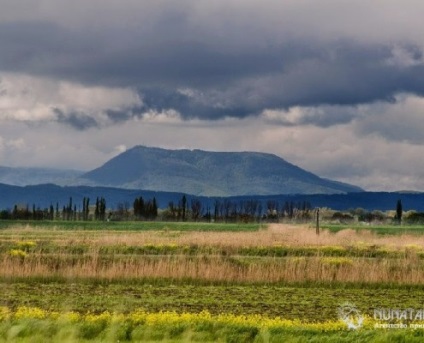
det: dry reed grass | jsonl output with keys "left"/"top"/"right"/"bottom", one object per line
{"left": 2, "top": 224, "right": 424, "bottom": 284}
{"left": 2, "top": 252, "right": 424, "bottom": 284}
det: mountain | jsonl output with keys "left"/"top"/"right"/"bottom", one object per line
{"left": 0, "top": 166, "right": 83, "bottom": 186}
{"left": 79, "top": 146, "right": 362, "bottom": 196}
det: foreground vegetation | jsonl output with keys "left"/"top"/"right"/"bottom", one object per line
{"left": 3, "top": 280, "right": 424, "bottom": 320}
{"left": 3, "top": 306, "right": 424, "bottom": 343}
{"left": 2, "top": 222, "right": 424, "bottom": 341}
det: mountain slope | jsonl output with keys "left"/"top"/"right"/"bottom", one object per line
{"left": 79, "top": 146, "right": 362, "bottom": 196}
{"left": 0, "top": 166, "right": 83, "bottom": 186}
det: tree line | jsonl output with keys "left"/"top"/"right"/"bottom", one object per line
{"left": 0, "top": 194, "right": 313, "bottom": 223}
{"left": 1, "top": 195, "right": 415, "bottom": 224}
{"left": 0, "top": 196, "right": 157, "bottom": 221}
{"left": 163, "top": 196, "right": 312, "bottom": 223}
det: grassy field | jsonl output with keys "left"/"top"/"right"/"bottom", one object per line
{"left": 322, "top": 223, "right": 424, "bottom": 235}
{"left": 2, "top": 222, "right": 424, "bottom": 341}
{"left": 0, "top": 220, "right": 262, "bottom": 232}
{"left": 2, "top": 280, "right": 424, "bottom": 320}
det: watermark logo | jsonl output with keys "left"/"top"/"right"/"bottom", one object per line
{"left": 337, "top": 304, "right": 424, "bottom": 330}
{"left": 373, "top": 307, "right": 424, "bottom": 329}
{"left": 337, "top": 303, "right": 364, "bottom": 330}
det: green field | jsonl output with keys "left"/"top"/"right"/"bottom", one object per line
{"left": 2, "top": 279, "right": 424, "bottom": 320}
{"left": 1, "top": 222, "right": 424, "bottom": 342}
{"left": 0, "top": 220, "right": 262, "bottom": 232}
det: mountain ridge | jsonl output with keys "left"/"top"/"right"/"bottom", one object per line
{"left": 79, "top": 145, "right": 362, "bottom": 196}
{"left": 0, "top": 166, "right": 83, "bottom": 186}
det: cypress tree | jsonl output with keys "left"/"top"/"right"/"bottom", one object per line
{"left": 396, "top": 199, "right": 403, "bottom": 225}
{"left": 182, "top": 195, "right": 187, "bottom": 221}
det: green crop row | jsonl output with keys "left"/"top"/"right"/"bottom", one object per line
{"left": 1, "top": 240, "right": 420, "bottom": 259}
{"left": 0, "top": 220, "right": 263, "bottom": 232}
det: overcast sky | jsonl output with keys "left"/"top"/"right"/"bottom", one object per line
{"left": 1, "top": 1, "right": 424, "bottom": 191}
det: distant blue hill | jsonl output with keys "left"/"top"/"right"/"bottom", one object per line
{"left": 0, "top": 166, "right": 82, "bottom": 186}
{"left": 0, "top": 183, "right": 423, "bottom": 212}
{"left": 79, "top": 146, "right": 362, "bottom": 196}
{"left": 0, "top": 183, "right": 185, "bottom": 211}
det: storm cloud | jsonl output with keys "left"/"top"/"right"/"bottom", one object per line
{"left": 1, "top": 2, "right": 424, "bottom": 124}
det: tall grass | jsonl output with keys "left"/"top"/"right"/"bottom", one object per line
{"left": 2, "top": 224, "right": 424, "bottom": 284}
{"left": 2, "top": 249, "right": 424, "bottom": 284}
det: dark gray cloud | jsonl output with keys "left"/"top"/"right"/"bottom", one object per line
{"left": 129, "top": 41, "right": 424, "bottom": 124}
{"left": 54, "top": 108, "right": 98, "bottom": 130}
{"left": 0, "top": 1, "right": 424, "bottom": 128}
{"left": 0, "top": 21, "right": 95, "bottom": 78}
